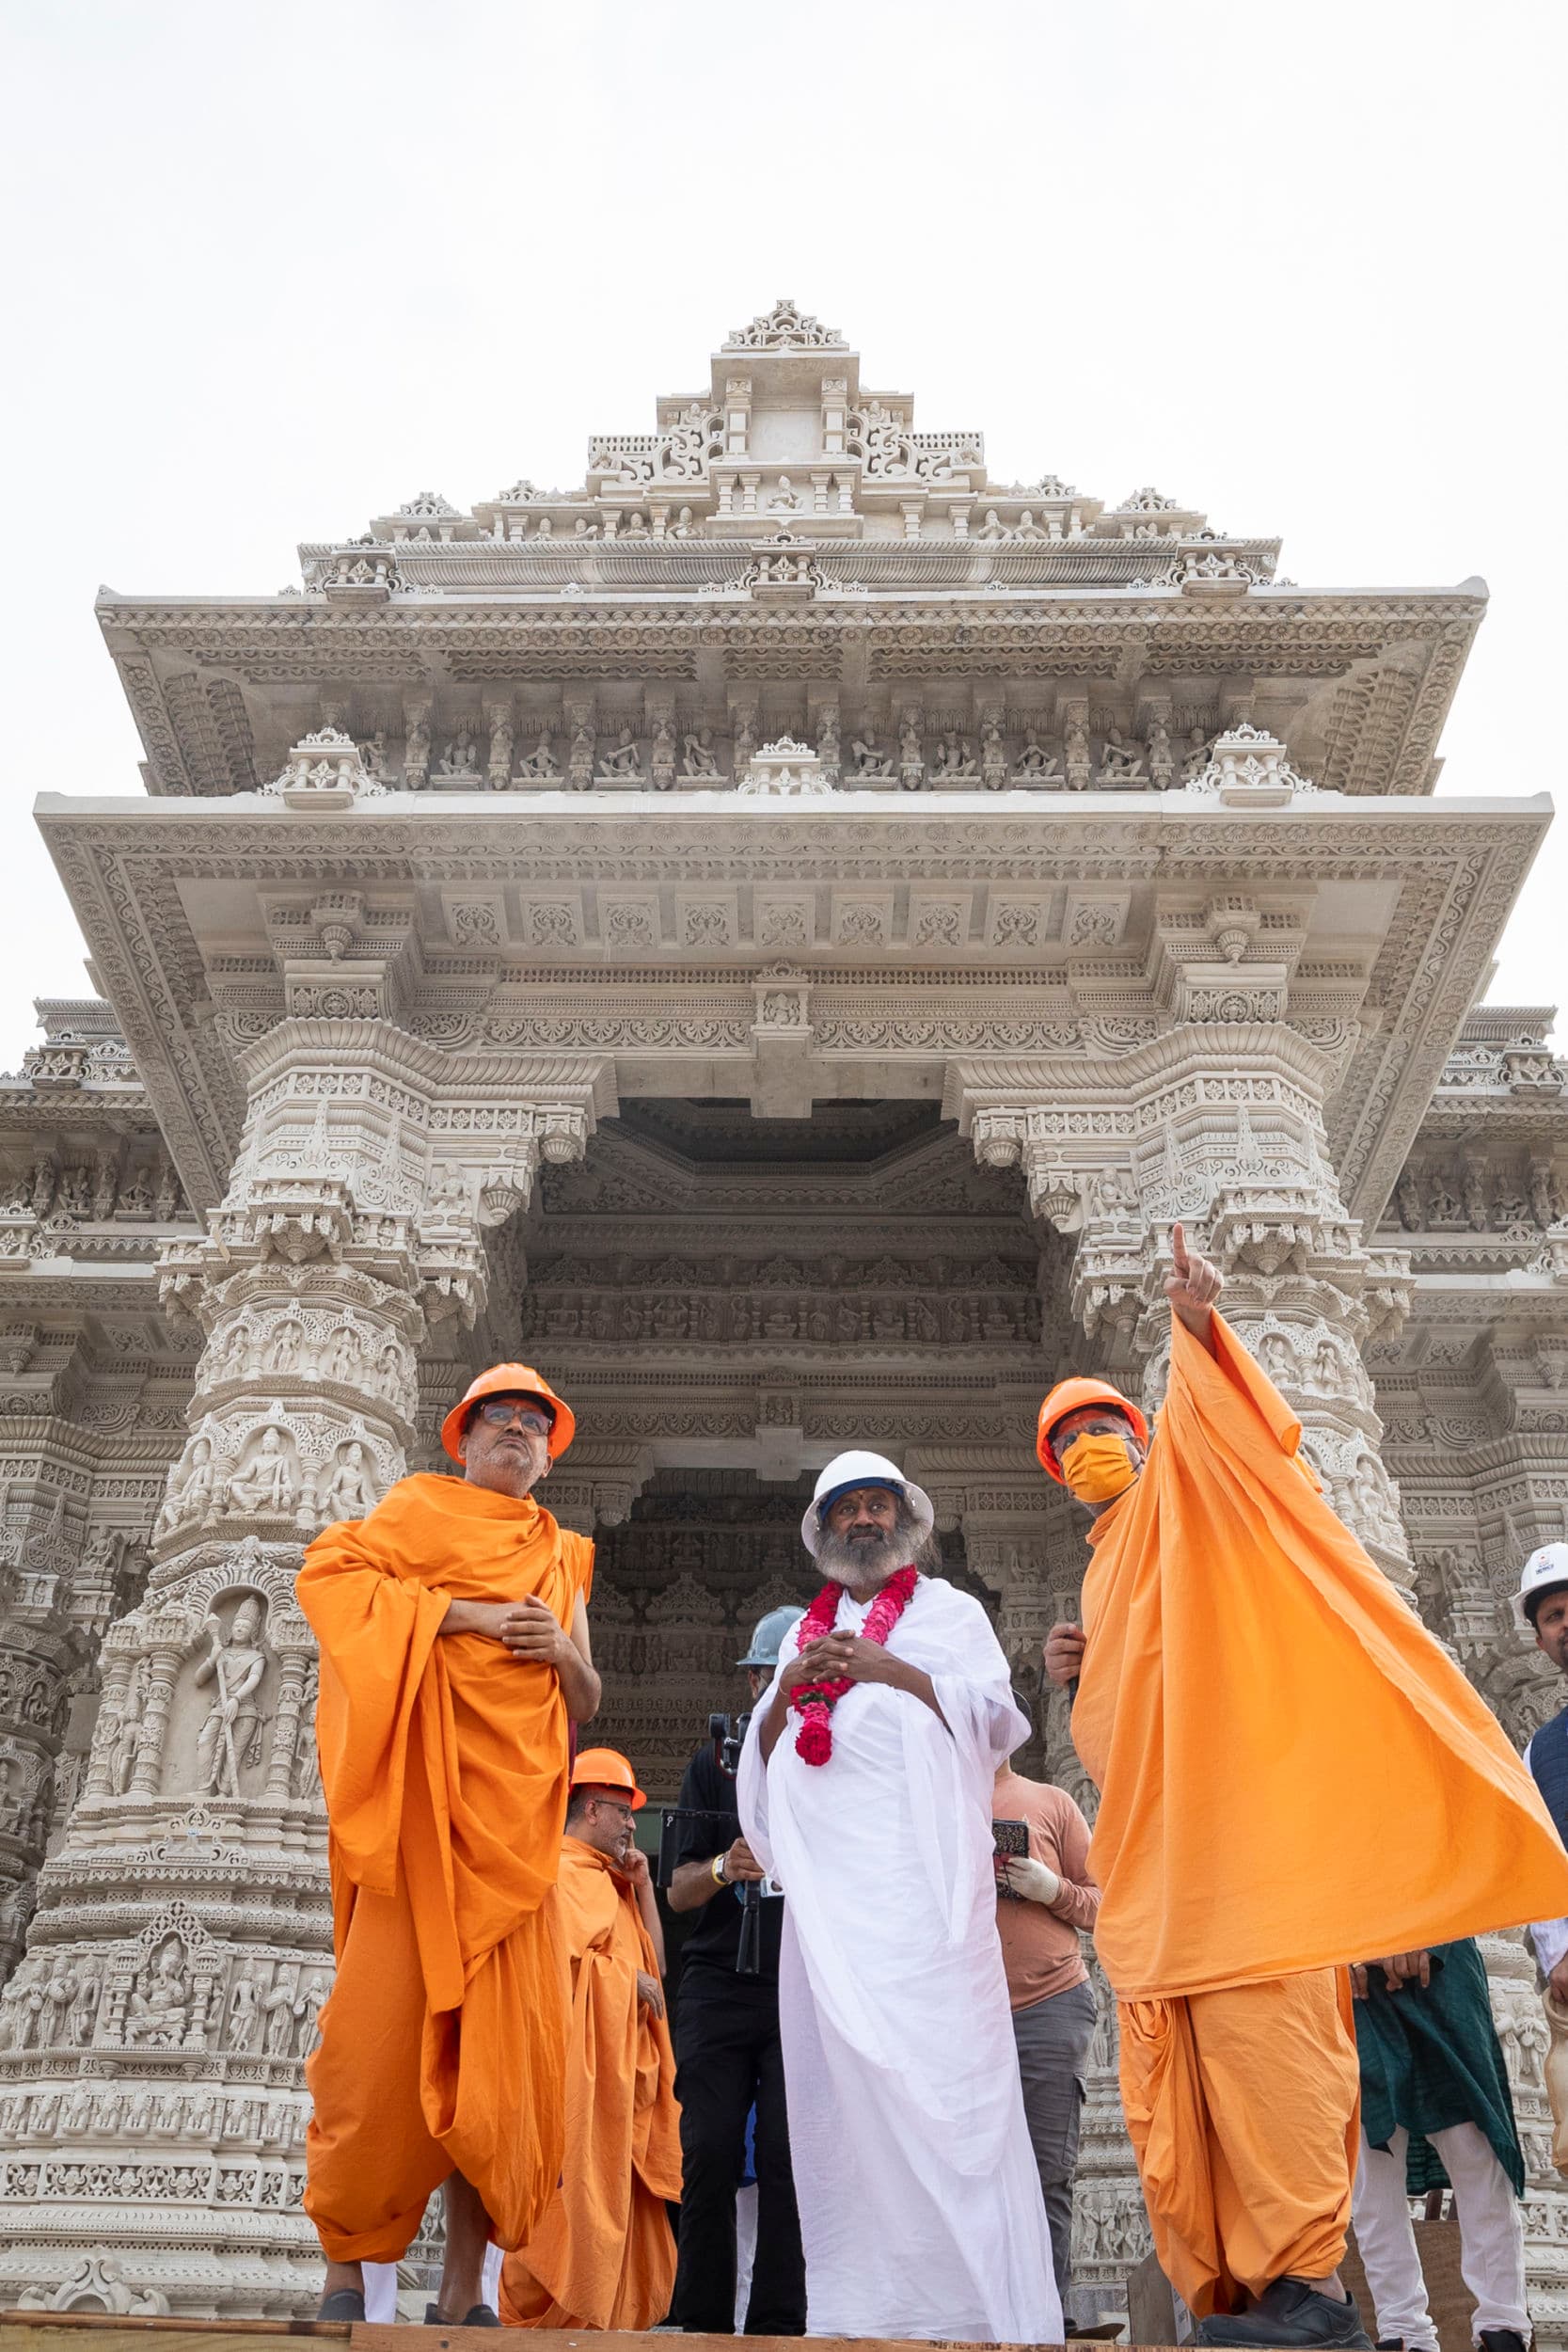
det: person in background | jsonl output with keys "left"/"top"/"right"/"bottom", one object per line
{"left": 500, "top": 1747, "right": 680, "bottom": 2331}
{"left": 1517, "top": 1543, "right": 1568, "bottom": 2170}
{"left": 1350, "top": 1940, "right": 1528, "bottom": 2352}
{"left": 667, "top": 1608, "right": 806, "bottom": 2336}
{"left": 991, "top": 1715, "right": 1102, "bottom": 2315}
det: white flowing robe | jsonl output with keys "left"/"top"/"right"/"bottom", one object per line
{"left": 737, "top": 1574, "right": 1062, "bottom": 2344}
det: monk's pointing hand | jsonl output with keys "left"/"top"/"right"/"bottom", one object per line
{"left": 1165, "top": 1220, "right": 1223, "bottom": 1343}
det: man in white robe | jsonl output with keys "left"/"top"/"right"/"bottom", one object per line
{"left": 738, "top": 1449, "right": 1061, "bottom": 2344}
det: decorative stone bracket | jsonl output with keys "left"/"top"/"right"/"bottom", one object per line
{"left": 750, "top": 967, "right": 814, "bottom": 1118}
{"left": 261, "top": 727, "right": 388, "bottom": 809}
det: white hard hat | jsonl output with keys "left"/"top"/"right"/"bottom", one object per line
{"left": 801, "top": 1450, "right": 935, "bottom": 1559}
{"left": 1516, "top": 1542, "right": 1568, "bottom": 1629}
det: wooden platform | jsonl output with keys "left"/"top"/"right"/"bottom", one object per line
{"left": 1, "top": 2316, "right": 1140, "bottom": 2352}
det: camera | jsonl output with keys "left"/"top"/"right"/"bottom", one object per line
{"left": 709, "top": 1709, "right": 752, "bottom": 1777}
{"left": 656, "top": 1710, "right": 763, "bottom": 1975}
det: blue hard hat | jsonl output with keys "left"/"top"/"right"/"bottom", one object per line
{"left": 737, "top": 1605, "right": 804, "bottom": 1670}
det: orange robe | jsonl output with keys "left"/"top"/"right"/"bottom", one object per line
{"left": 1072, "top": 1311, "right": 1568, "bottom": 2312}
{"left": 296, "top": 1472, "right": 593, "bottom": 2265}
{"left": 499, "top": 1839, "right": 681, "bottom": 2330}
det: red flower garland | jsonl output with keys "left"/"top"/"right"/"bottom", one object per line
{"left": 790, "top": 1565, "right": 920, "bottom": 1765}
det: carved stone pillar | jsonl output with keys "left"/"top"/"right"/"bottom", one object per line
{"left": 0, "top": 1020, "right": 601, "bottom": 2316}
{"left": 0, "top": 1600, "right": 79, "bottom": 1982}
{"left": 959, "top": 1023, "right": 1417, "bottom": 1586}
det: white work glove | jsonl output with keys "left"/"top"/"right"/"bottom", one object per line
{"left": 1001, "top": 1854, "right": 1062, "bottom": 1906}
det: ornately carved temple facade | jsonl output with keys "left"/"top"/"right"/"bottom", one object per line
{"left": 2, "top": 299, "right": 1566, "bottom": 2326}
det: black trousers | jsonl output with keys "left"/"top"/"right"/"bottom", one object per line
{"left": 672, "top": 1963, "right": 806, "bottom": 2335}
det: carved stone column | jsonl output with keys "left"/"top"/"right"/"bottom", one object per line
{"left": 0, "top": 1595, "right": 79, "bottom": 1982}
{"left": 961, "top": 1022, "right": 1417, "bottom": 1585}
{"left": 0, "top": 1020, "right": 601, "bottom": 2315}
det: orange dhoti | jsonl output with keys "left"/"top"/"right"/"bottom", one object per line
{"left": 297, "top": 1472, "right": 593, "bottom": 2263}
{"left": 1070, "top": 1311, "right": 1568, "bottom": 2316}
{"left": 500, "top": 1837, "right": 681, "bottom": 2330}
{"left": 1117, "top": 1970, "right": 1360, "bottom": 2317}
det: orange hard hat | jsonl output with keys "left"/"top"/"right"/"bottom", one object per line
{"left": 440, "top": 1362, "right": 577, "bottom": 1464}
{"left": 570, "top": 1746, "right": 647, "bottom": 1811}
{"left": 1036, "top": 1376, "right": 1148, "bottom": 1482}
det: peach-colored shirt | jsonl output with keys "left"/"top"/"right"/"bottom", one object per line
{"left": 991, "top": 1769, "right": 1101, "bottom": 2010}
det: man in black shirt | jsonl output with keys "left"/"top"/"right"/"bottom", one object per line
{"left": 668, "top": 1607, "right": 805, "bottom": 2336}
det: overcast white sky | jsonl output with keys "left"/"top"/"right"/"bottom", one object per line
{"left": 3, "top": 1, "right": 1563, "bottom": 1067}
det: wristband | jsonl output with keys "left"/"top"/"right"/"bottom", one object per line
{"left": 711, "top": 1852, "right": 728, "bottom": 1888}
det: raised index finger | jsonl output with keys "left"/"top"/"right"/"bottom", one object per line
{"left": 1171, "top": 1220, "right": 1189, "bottom": 1274}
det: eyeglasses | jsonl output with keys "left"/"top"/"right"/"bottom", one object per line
{"left": 472, "top": 1400, "right": 553, "bottom": 1438}
{"left": 591, "top": 1797, "right": 635, "bottom": 1821}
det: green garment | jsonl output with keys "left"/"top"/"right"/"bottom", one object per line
{"left": 1354, "top": 1935, "right": 1524, "bottom": 2197}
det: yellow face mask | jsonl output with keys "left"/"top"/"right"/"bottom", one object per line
{"left": 1057, "top": 1430, "right": 1139, "bottom": 1504}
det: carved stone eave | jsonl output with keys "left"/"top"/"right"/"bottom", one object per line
{"left": 95, "top": 580, "right": 1484, "bottom": 806}
{"left": 37, "top": 792, "right": 1548, "bottom": 1226}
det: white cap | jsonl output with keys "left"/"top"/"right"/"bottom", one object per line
{"left": 801, "top": 1450, "right": 935, "bottom": 1559}
{"left": 1516, "top": 1542, "right": 1568, "bottom": 1629}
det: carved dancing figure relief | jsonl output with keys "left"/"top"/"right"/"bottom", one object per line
{"left": 515, "top": 732, "right": 560, "bottom": 781}
{"left": 42, "top": 1958, "right": 78, "bottom": 2044}
{"left": 681, "top": 728, "right": 721, "bottom": 778}
{"left": 294, "top": 1660, "right": 322, "bottom": 1801}
{"left": 228, "top": 1963, "right": 261, "bottom": 2054}
{"left": 193, "top": 1598, "right": 269, "bottom": 1798}
{"left": 297, "top": 1970, "right": 329, "bottom": 2054}
{"left": 69, "top": 1959, "right": 101, "bottom": 2046}
{"left": 933, "top": 730, "right": 976, "bottom": 780}
{"left": 596, "top": 726, "right": 643, "bottom": 781}
{"left": 1098, "top": 724, "right": 1146, "bottom": 783}
{"left": 261, "top": 1967, "right": 301, "bottom": 2058}
{"left": 112, "top": 1661, "right": 147, "bottom": 1796}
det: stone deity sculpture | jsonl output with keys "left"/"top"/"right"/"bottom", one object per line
{"left": 193, "top": 1599, "right": 269, "bottom": 1799}
{"left": 124, "top": 1937, "right": 190, "bottom": 2048}
{"left": 228, "top": 1427, "right": 296, "bottom": 1517}
{"left": 318, "top": 1441, "right": 374, "bottom": 1524}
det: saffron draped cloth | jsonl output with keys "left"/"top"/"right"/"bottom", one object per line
{"left": 499, "top": 1837, "right": 681, "bottom": 2329}
{"left": 1073, "top": 1311, "right": 1568, "bottom": 2313}
{"left": 296, "top": 1472, "right": 594, "bottom": 2264}
{"left": 738, "top": 1576, "right": 1062, "bottom": 2345}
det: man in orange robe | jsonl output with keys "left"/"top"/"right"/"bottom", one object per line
{"left": 499, "top": 1747, "right": 681, "bottom": 2330}
{"left": 297, "top": 1361, "right": 599, "bottom": 2327}
{"left": 1040, "top": 1226, "right": 1568, "bottom": 2348}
